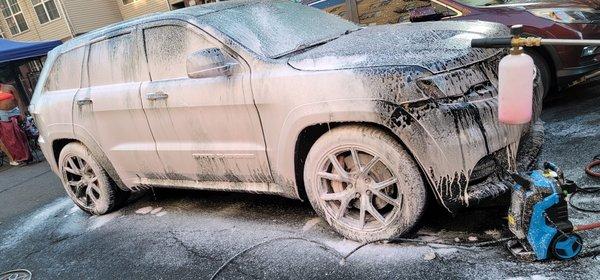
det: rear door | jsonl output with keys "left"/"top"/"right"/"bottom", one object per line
{"left": 73, "top": 28, "right": 165, "bottom": 187}
{"left": 139, "top": 21, "right": 272, "bottom": 183}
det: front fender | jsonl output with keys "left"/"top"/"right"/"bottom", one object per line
{"left": 274, "top": 98, "right": 451, "bottom": 204}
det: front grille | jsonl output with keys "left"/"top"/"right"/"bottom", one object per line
{"left": 417, "top": 62, "right": 494, "bottom": 99}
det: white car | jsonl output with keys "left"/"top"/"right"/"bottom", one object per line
{"left": 30, "top": 0, "right": 542, "bottom": 242}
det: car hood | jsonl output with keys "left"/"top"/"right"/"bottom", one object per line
{"left": 490, "top": 1, "right": 599, "bottom": 10}
{"left": 288, "top": 21, "right": 508, "bottom": 74}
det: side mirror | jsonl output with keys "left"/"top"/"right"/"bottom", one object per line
{"left": 409, "top": 6, "right": 444, "bottom": 23}
{"left": 186, "top": 48, "right": 237, "bottom": 79}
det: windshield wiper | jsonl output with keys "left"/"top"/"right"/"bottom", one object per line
{"left": 272, "top": 28, "right": 359, "bottom": 59}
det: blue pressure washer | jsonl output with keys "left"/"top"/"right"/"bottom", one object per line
{"left": 471, "top": 26, "right": 600, "bottom": 261}
{"left": 505, "top": 162, "right": 599, "bottom": 261}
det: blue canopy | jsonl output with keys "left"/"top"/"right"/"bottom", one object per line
{"left": 0, "top": 38, "right": 62, "bottom": 64}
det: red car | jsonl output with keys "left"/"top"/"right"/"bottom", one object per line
{"left": 410, "top": 0, "right": 600, "bottom": 95}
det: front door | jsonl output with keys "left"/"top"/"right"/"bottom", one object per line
{"left": 139, "top": 22, "right": 272, "bottom": 183}
{"left": 73, "top": 29, "right": 165, "bottom": 187}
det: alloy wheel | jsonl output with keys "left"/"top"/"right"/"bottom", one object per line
{"left": 315, "top": 147, "right": 402, "bottom": 231}
{"left": 62, "top": 155, "right": 102, "bottom": 209}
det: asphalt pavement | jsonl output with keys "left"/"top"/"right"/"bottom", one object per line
{"left": 1, "top": 81, "right": 599, "bottom": 279}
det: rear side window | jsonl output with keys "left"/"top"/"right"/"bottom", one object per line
{"left": 143, "top": 25, "right": 216, "bottom": 81}
{"left": 88, "top": 33, "right": 140, "bottom": 86}
{"left": 45, "top": 47, "right": 84, "bottom": 91}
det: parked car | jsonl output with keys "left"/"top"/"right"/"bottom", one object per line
{"left": 409, "top": 0, "right": 600, "bottom": 95}
{"left": 30, "top": 0, "right": 543, "bottom": 242}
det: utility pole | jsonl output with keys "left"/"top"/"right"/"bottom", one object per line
{"left": 346, "top": 0, "right": 359, "bottom": 23}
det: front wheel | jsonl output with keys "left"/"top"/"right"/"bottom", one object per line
{"left": 303, "top": 126, "right": 427, "bottom": 242}
{"left": 58, "top": 142, "right": 128, "bottom": 215}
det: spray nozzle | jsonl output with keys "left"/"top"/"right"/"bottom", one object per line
{"left": 510, "top": 25, "right": 524, "bottom": 38}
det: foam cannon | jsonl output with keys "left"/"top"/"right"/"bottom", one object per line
{"left": 471, "top": 25, "right": 600, "bottom": 125}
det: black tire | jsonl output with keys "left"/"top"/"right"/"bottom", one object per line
{"left": 526, "top": 50, "right": 552, "bottom": 98}
{"left": 58, "top": 142, "right": 129, "bottom": 215}
{"left": 303, "top": 125, "right": 427, "bottom": 242}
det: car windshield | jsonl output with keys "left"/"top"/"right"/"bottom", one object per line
{"left": 199, "top": 1, "right": 359, "bottom": 58}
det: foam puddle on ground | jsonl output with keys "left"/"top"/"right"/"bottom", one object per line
{"left": 87, "top": 212, "right": 122, "bottom": 231}
{"left": 0, "top": 198, "right": 72, "bottom": 250}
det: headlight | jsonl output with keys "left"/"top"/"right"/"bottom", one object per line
{"left": 530, "top": 8, "right": 600, "bottom": 24}
{"left": 582, "top": 46, "right": 599, "bottom": 57}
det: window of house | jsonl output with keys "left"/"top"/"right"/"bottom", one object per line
{"left": 89, "top": 34, "right": 140, "bottom": 86}
{"left": 143, "top": 25, "right": 217, "bottom": 81}
{"left": 32, "top": 0, "right": 60, "bottom": 24}
{"left": 1, "top": 0, "right": 28, "bottom": 35}
{"left": 45, "top": 47, "right": 85, "bottom": 91}
{"left": 122, "top": 0, "right": 135, "bottom": 5}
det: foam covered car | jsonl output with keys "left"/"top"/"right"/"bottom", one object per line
{"left": 30, "top": 0, "right": 543, "bottom": 241}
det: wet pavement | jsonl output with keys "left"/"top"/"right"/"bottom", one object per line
{"left": 1, "top": 82, "right": 599, "bottom": 279}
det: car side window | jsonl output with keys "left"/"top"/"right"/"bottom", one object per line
{"left": 45, "top": 47, "right": 85, "bottom": 91}
{"left": 143, "top": 25, "right": 217, "bottom": 81}
{"left": 88, "top": 33, "right": 140, "bottom": 86}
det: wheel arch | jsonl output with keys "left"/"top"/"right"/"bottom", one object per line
{"left": 527, "top": 46, "right": 558, "bottom": 87}
{"left": 292, "top": 121, "right": 433, "bottom": 202}
{"left": 51, "top": 137, "right": 129, "bottom": 192}
{"left": 52, "top": 138, "right": 78, "bottom": 167}
{"left": 522, "top": 30, "right": 560, "bottom": 88}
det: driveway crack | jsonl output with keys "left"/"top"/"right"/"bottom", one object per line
{"left": 167, "top": 230, "right": 222, "bottom": 262}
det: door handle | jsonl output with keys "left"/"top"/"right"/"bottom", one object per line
{"left": 145, "top": 91, "right": 169, "bottom": 101}
{"left": 76, "top": 98, "right": 92, "bottom": 106}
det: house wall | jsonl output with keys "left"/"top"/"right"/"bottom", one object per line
{"left": 116, "top": 0, "right": 170, "bottom": 20}
{"left": 0, "top": 0, "right": 192, "bottom": 41}
{"left": 62, "top": 0, "right": 123, "bottom": 35}
{"left": 0, "top": 0, "right": 72, "bottom": 41}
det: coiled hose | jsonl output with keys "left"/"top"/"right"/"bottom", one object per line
{"left": 586, "top": 154, "right": 600, "bottom": 178}
{"left": 568, "top": 154, "right": 600, "bottom": 213}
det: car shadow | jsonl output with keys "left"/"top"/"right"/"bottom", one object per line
{"left": 124, "top": 187, "right": 511, "bottom": 242}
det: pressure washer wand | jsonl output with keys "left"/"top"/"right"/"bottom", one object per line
{"left": 471, "top": 26, "right": 600, "bottom": 48}
{"left": 472, "top": 37, "right": 600, "bottom": 48}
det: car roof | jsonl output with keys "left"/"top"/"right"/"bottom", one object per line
{"left": 55, "top": 0, "right": 269, "bottom": 54}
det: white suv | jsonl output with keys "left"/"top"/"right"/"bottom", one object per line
{"left": 30, "top": 0, "right": 542, "bottom": 242}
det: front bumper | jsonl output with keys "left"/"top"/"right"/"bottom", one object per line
{"left": 457, "top": 119, "right": 545, "bottom": 207}
{"left": 557, "top": 61, "right": 600, "bottom": 86}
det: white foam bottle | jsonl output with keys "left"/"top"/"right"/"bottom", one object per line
{"left": 498, "top": 47, "right": 535, "bottom": 125}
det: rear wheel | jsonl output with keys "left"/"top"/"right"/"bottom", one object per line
{"left": 58, "top": 142, "right": 128, "bottom": 215}
{"left": 303, "top": 126, "right": 427, "bottom": 242}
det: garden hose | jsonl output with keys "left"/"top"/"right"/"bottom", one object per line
{"left": 585, "top": 154, "right": 600, "bottom": 178}
{"left": 568, "top": 156, "right": 600, "bottom": 213}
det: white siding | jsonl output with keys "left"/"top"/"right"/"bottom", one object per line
{"left": 116, "top": 0, "right": 170, "bottom": 20}
{"left": 0, "top": 0, "right": 72, "bottom": 41}
{"left": 63, "top": 0, "right": 123, "bottom": 35}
